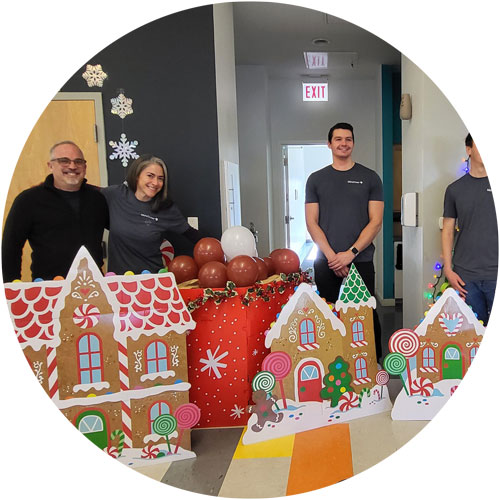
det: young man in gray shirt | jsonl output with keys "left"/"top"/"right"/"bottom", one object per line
{"left": 442, "top": 133, "right": 497, "bottom": 324}
{"left": 305, "top": 122, "right": 384, "bottom": 359}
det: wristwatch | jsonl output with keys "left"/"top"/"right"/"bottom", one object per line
{"left": 350, "top": 246, "right": 359, "bottom": 256}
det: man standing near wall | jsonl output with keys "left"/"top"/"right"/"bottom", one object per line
{"left": 442, "top": 133, "right": 497, "bottom": 325}
{"left": 305, "top": 122, "right": 384, "bottom": 359}
{"left": 2, "top": 141, "right": 108, "bottom": 282}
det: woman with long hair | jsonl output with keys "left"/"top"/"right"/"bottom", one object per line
{"left": 102, "top": 154, "right": 200, "bottom": 274}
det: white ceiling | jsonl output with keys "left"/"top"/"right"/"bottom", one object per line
{"left": 233, "top": 2, "right": 401, "bottom": 80}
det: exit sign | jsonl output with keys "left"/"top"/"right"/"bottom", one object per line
{"left": 302, "top": 83, "right": 328, "bottom": 102}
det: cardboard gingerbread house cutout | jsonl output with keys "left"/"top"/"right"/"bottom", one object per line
{"left": 243, "top": 265, "right": 392, "bottom": 445}
{"left": 389, "top": 287, "right": 485, "bottom": 420}
{"left": 4, "top": 247, "right": 199, "bottom": 466}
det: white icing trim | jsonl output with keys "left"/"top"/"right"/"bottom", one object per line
{"left": 73, "top": 381, "right": 110, "bottom": 393}
{"left": 56, "top": 382, "right": 191, "bottom": 409}
{"left": 143, "top": 431, "right": 179, "bottom": 443}
{"left": 335, "top": 296, "right": 376, "bottom": 313}
{"left": 140, "top": 370, "right": 175, "bottom": 383}
{"left": 265, "top": 283, "right": 346, "bottom": 348}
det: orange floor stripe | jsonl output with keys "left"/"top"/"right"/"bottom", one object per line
{"left": 286, "top": 425, "right": 353, "bottom": 495}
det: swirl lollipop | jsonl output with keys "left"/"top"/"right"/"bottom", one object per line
{"left": 173, "top": 403, "right": 201, "bottom": 454}
{"left": 252, "top": 370, "right": 279, "bottom": 410}
{"left": 375, "top": 370, "right": 390, "bottom": 400}
{"left": 383, "top": 352, "right": 409, "bottom": 395}
{"left": 389, "top": 329, "right": 419, "bottom": 394}
{"left": 262, "top": 351, "right": 292, "bottom": 408}
{"left": 152, "top": 414, "right": 177, "bottom": 454}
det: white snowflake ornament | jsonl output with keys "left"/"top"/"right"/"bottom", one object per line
{"left": 109, "top": 133, "right": 139, "bottom": 167}
{"left": 199, "top": 346, "right": 228, "bottom": 379}
{"left": 82, "top": 64, "right": 108, "bottom": 87}
{"left": 111, "top": 93, "right": 133, "bottom": 119}
{"left": 230, "top": 404, "right": 245, "bottom": 419}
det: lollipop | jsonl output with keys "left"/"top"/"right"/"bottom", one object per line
{"left": 72, "top": 304, "right": 100, "bottom": 328}
{"left": 389, "top": 329, "right": 419, "bottom": 394}
{"left": 252, "top": 371, "right": 279, "bottom": 411}
{"left": 262, "top": 351, "right": 292, "bottom": 409}
{"left": 110, "top": 429, "right": 125, "bottom": 456}
{"left": 160, "top": 239, "right": 175, "bottom": 267}
{"left": 389, "top": 329, "right": 420, "bottom": 357}
{"left": 375, "top": 369, "right": 389, "bottom": 400}
{"left": 173, "top": 403, "right": 201, "bottom": 454}
{"left": 152, "top": 414, "right": 178, "bottom": 454}
{"left": 104, "top": 446, "right": 119, "bottom": 458}
{"left": 383, "top": 352, "right": 409, "bottom": 395}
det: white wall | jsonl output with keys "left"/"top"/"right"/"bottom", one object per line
{"left": 213, "top": 3, "right": 240, "bottom": 233}
{"left": 268, "top": 77, "right": 380, "bottom": 252}
{"left": 401, "top": 56, "right": 467, "bottom": 327}
{"left": 235, "top": 65, "right": 272, "bottom": 255}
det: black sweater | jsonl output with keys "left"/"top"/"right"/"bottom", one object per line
{"left": 2, "top": 175, "right": 108, "bottom": 282}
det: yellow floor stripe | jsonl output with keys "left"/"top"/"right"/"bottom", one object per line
{"left": 232, "top": 426, "right": 295, "bottom": 459}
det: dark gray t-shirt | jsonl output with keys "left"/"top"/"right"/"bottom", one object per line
{"left": 305, "top": 163, "right": 384, "bottom": 262}
{"left": 443, "top": 174, "right": 498, "bottom": 281}
{"left": 102, "top": 184, "right": 190, "bottom": 274}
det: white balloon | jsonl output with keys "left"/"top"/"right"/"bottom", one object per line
{"left": 221, "top": 226, "right": 257, "bottom": 261}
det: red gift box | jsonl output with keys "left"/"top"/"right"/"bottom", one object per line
{"left": 180, "top": 280, "right": 297, "bottom": 428}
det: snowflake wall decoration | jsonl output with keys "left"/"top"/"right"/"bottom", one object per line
{"left": 82, "top": 64, "right": 108, "bottom": 87}
{"left": 111, "top": 93, "right": 134, "bottom": 119}
{"left": 199, "top": 346, "right": 228, "bottom": 379}
{"left": 230, "top": 404, "right": 245, "bottom": 419}
{"left": 109, "top": 133, "right": 139, "bottom": 167}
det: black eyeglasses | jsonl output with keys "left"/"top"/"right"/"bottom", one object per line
{"left": 50, "top": 157, "right": 87, "bottom": 167}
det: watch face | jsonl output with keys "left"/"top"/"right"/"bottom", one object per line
{"left": 351, "top": 247, "right": 358, "bottom": 255}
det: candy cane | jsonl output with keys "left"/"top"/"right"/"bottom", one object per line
{"left": 110, "top": 429, "right": 125, "bottom": 456}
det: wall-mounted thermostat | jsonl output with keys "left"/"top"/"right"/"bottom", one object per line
{"left": 401, "top": 192, "right": 418, "bottom": 227}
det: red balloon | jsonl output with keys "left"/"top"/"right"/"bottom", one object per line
{"left": 169, "top": 256, "right": 198, "bottom": 284}
{"left": 254, "top": 257, "right": 268, "bottom": 281}
{"left": 198, "top": 261, "right": 227, "bottom": 288}
{"left": 263, "top": 256, "right": 276, "bottom": 276}
{"left": 271, "top": 248, "right": 300, "bottom": 274}
{"left": 193, "top": 237, "right": 225, "bottom": 267}
{"left": 226, "top": 255, "right": 259, "bottom": 287}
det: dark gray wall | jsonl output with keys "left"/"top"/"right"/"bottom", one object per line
{"left": 61, "top": 5, "right": 221, "bottom": 255}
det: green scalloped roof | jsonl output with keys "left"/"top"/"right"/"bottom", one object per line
{"left": 338, "top": 264, "right": 372, "bottom": 304}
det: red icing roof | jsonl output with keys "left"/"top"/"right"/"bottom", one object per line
{"left": 4, "top": 284, "right": 64, "bottom": 348}
{"left": 104, "top": 274, "right": 194, "bottom": 337}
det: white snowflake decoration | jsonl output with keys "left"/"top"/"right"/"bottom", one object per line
{"left": 230, "top": 404, "right": 245, "bottom": 419}
{"left": 199, "top": 346, "right": 228, "bottom": 379}
{"left": 109, "top": 133, "right": 139, "bottom": 167}
{"left": 252, "top": 349, "right": 258, "bottom": 357}
{"left": 82, "top": 64, "right": 108, "bottom": 87}
{"left": 111, "top": 93, "right": 133, "bottom": 119}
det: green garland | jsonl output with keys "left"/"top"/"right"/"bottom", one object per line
{"left": 186, "top": 270, "right": 312, "bottom": 312}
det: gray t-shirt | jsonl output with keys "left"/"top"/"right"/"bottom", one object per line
{"left": 443, "top": 174, "right": 498, "bottom": 281}
{"left": 102, "top": 184, "right": 190, "bottom": 274}
{"left": 305, "top": 163, "right": 384, "bottom": 262}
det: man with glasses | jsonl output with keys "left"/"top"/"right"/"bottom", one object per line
{"left": 2, "top": 141, "right": 108, "bottom": 282}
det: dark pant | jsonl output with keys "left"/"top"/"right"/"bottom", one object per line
{"left": 464, "top": 280, "right": 496, "bottom": 326}
{"left": 314, "top": 259, "right": 382, "bottom": 360}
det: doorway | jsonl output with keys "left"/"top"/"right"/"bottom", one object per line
{"left": 283, "top": 144, "right": 331, "bottom": 265}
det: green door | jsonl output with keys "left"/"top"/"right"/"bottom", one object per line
{"left": 442, "top": 345, "right": 463, "bottom": 379}
{"left": 76, "top": 410, "right": 108, "bottom": 450}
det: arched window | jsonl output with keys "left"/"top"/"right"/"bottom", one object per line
{"left": 423, "top": 347, "right": 435, "bottom": 368}
{"left": 445, "top": 347, "right": 460, "bottom": 360}
{"left": 299, "top": 319, "right": 316, "bottom": 345}
{"left": 470, "top": 347, "right": 478, "bottom": 364}
{"left": 300, "top": 364, "right": 320, "bottom": 381}
{"left": 149, "top": 401, "right": 171, "bottom": 433}
{"left": 352, "top": 321, "right": 365, "bottom": 342}
{"left": 355, "top": 358, "right": 367, "bottom": 379}
{"left": 78, "top": 334, "right": 103, "bottom": 384}
{"left": 146, "top": 341, "right": 169, "bottom": 374}
{"left": 78, "top": 414, "right": 104, "bottom": 434}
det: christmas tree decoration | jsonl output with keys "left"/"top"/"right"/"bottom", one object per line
{"left": 242, "top": 270, "right": 392, "bottom": 445}
{"left": 111, "top": 92, "right": 134, "bottom": 119}
{"left": 81, "top": 64, "right": 108, "bottom": 87}
{"left": 386, "top": 287, "right": 485, "bottom": 420}
{"left": 109, "top": 133, "right": 139, "bottom": 167}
